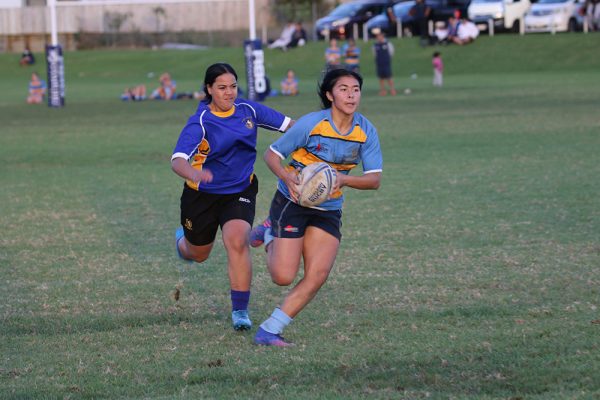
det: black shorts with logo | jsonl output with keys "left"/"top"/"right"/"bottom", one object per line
{"left": 268, "top": 190, "right": 342, "bottom": 241}
{"left": 180, "top": 177, "right": 258, "bottom": 246}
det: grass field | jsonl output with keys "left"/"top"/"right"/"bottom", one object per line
{"left": 1, "top": 34, "right": 599, "bottom": 399}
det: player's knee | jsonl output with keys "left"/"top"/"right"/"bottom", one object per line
{"left": 270, "top": 270, "right": 295, "bottom": 286}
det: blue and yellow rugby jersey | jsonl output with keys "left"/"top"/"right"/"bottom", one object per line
{"left": 172, "top": 99, "right": 291, "bottom": 194}
{"left": 270, "top": 109, "right": 383, "bottom": 211}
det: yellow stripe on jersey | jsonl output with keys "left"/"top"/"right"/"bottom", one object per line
{"left": 310, "top": 120, "right": 367, "bottom": 143}
{"left": 187, "top": 138, "right": 211, "bottom": 190}
{"left": 291, "top": 148, "right": 356, "bottom": 171}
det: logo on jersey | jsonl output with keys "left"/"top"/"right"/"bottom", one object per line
{"left": 185, "top": 219, "right": 193, "bottom": 230}
{"left": 243, "top": 117, "right": 254, "bottom": 130}
{"left": 238, "top": 197, "right": 251, "bottom": 204}
{"left": 284, "top": 225, "right": 298, "bottom": 233}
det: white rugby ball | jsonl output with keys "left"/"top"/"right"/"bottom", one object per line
{"left": 297, "top": 162, "right": 337, "bottom": 207}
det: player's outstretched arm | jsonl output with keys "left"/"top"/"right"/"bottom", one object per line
{"left": 334, "top": 171, "right": 381, "bottom": 192}
{"left": 171, "top": 157, "right": 213, "bottom": 184}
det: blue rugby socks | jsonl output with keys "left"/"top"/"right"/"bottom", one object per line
{"left": 260, "top": 308, "right": 292, "bottom": 335}
{"left": 231, "top": 290, "right": 250, "bottom": 312}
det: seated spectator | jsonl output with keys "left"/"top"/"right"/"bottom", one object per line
{"left": 121, "top": 84, "right": 147, "bottom": 101}
{"left": 456, "top": 17, "right": 479, "bottom": 44}
{"left": 20, "top": 47, "right": 35, "bottom": 66}
{"left": 280, "top": 69, "right": 299, "bottom": 96}
{"left": 268, "top": 21, "right": 296, "bottom": 50}
{"left": 288, "top": 21, "right": 307, "bottom": 48}
{"left": 439, "top": 16, "right": 461, "bottom": 44}
{"left": 27, "top": 72, "right": 46, "bottom": 104}
{"left": 150, "top": 72, "right": 177, "bottom": 100}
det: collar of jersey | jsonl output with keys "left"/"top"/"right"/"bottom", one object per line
{"left": 210, "top": 105, "right": 236, "bottom": 118}
{"left": 325, "top": 108, "right": 358, "bottom": 136}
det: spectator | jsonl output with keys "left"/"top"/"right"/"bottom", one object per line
{"left": 325, "top": 38, "right": 343, "bottom": 72}
{"left": 440, "top": 16, "right": 461, "bottom": 44}
{"left": 456, "top": 17, "right": 479, "bottom": 45}
{"left": 20, "top": 47, "right": 35, "bottom": 66}
{"left": 585, "top": 0, "right": 600, "bottom": 30}
{"left": 288, "top": 21, "right": 307, "bottom": 48}
{"left": 280, "top": 69, "right": 299, "bottom": 96}
{"left": 151, "top": 72, "right": 177, "bottom": 100}
{"left": 27, "top": 72, "right": 46, "bottom": 104}
{"left": 373, "top": 32, "right": 396, "bottom": 96}
{"left": 268, "top": 21, "right": 296, "bottom": 50}
{"left": 121, "top": 84, "right": 147, "bottom": 101}
{"left": 342, "top": 38, "right": 361, "bottom": 72}
{"left": 410, "top": 0, "right": 432, "bottom": 46}
{"left": 432, "top": 51, "right": 443, "bottom": 87}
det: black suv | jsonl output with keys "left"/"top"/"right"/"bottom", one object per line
{"left": 315, "top": 0, "right": 397, "bottom": 39}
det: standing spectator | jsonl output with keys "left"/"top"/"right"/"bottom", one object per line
{"left": 288, "top": 21, "right": 307, "bottom": 48}
{"left": 432, "top": 51, "right": 443, "bottom": 87}
{"left": 324, "top": 38, "right": 343, "bottom": 72}
{"left": 27, "top": 72, "right": 46, "bottom": 104}
{"left": 410, "top": 0, "right": 432, "bottom": 46}
{"left": 373, "top": 32, "right": 397, "bottom": 96}
{"left": 585, "top": 0, "right": 600, "bottom": 30}
{"left": 171, "top": 63, "right": 293, "bottom": 332}
{"left": 280, "top": 69, "right": 299, "bottom": 96}
{"left": 20, "top": 47, "right": 35, "bottom": 66}
{"left": 342, "top": 38, "right": 361, "bottom": 72}
{"left": 268, "top": 21, "right": 296, "bottom": 50}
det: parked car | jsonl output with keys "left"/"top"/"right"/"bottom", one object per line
{"left": 315, "top": 0, "right": 394, "bottom": 39}
{"left": 468, "top": 0, "right": 531, "bottom": 33}
{"left": 524, "top": 0, "right": 585, "bottom": 32}
{"left": 366, "top": 0, "right": 471, "bottom": 37}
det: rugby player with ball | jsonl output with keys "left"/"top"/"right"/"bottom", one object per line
{"left": 250, "top": 68, "right": 383, "bottom": 346}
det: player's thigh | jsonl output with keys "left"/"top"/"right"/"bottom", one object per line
{"left": 268, "top": 237, "right": 304, "bottom": 284}
{"left": 302, "top": 226, "right": 340, "bottom": 285}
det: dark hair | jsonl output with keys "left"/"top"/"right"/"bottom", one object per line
{"left": 202, "top": 62, "right": 238, "bottom": 103}
{"left": 433, "top": 51, "right": 440, "bottom": 57}
{"left": 318, "top": 68, "right": 363, "bottom": 109}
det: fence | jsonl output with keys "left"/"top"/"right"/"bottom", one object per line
{"left": 0, "top": 0, "right": 272, "bottom": 52}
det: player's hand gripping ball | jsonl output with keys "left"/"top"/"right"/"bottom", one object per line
{"left": 297, "top": 162, "right": 337, "bottom": 207}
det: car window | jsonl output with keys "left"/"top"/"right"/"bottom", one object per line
{"left": 536, "top": 0, "right": 568, "bottom": 4}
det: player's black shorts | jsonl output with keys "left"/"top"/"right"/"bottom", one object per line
{"left": 180, "top": 177, "right": 258, "bottom": 246}
{"left": 268, "top": 190, "right": 342, "bottom": 241}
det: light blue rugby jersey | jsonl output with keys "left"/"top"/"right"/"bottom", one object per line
{"left": 270, "top": 108, "right": 383, "bottom": 211}
{"left": 172, "top": 99, "right": 291, "bottom": 194}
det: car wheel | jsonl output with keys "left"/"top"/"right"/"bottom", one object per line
{"left": 567, "top": 18, "right": 577, "bottom": 32}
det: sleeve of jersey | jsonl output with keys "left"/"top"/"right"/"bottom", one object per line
{"left": 171, "top": 120, "right": 204, "bottom": 162}
{"left": 359, "top": 124, "right": 383, "bottom": 174}
{"left": 269, "top": 113, "right": 315, "bottom": 160}
{"left": 252, "top": 100, "right": 291, "bottom": 132}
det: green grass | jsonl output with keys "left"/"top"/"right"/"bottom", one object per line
{"left": 1, "top": 34, "right": 599, "bottom": 399}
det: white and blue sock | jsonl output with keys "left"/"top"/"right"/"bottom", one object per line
{"left": 260, "top": 308, "right": 292, "bottom": 335}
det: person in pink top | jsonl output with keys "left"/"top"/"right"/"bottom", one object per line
{"left": 432, "top": 51, "right": 443, "bottom": 87}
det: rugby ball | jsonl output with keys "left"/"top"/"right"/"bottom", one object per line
{"left": 297, "top": 162, "right": 337, "bottom": 207}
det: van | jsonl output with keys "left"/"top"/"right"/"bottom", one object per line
{"left": 468, "top": 0, "right": 531, "bottom": 32}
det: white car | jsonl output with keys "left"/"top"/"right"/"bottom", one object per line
{"left": 524, "top": 0, "right": 585, "bottom": 33}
